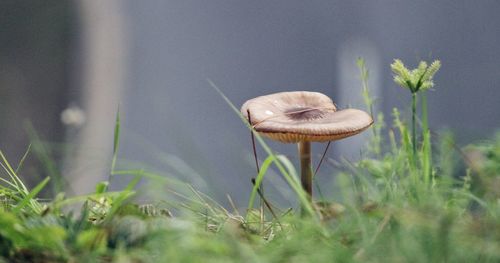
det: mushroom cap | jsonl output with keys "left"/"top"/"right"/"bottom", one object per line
{"left": 241, "top": 91, "right": 373, "bottom": 143}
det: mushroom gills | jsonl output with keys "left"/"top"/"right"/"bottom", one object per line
{"left": 284, "top": 106, "right": 326, "bottom": 120}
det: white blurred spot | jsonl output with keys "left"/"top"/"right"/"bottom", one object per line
{"left": 265, "top": 110, "right": 274, "bottom": 115}
{"left": 61, "top": 106, "right": 86, "bottom": 127}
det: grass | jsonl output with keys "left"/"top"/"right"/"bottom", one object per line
{"left": 1, "top": 59, "right": 500, "bottom": 262}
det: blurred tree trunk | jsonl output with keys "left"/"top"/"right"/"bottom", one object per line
{"left": 65, "top": 0, "right": 127, "bottom": 195}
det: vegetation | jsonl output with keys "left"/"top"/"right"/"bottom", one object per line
{"left": 1, "top": 59, "right": 500, "bottom": 262}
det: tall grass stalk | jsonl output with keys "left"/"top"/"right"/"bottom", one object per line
{"left": 412, "top": 92, "right": 417, "bottom": 157}
{"left": 391, "top": 59, "right": 440, "bottom": 180}
{"left": 357, "top": 58, "right": 383, "bottom": 155}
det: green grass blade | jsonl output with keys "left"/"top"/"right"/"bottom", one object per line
{"left": 422, "top": 130, "right": 432, "bottom": 186}
{"left": 421, "top": 93, "right": 433, "bottom": 186}
{"left": 0, "top": 177, "right": 18, "bottom": 189}
{"left": 12, "top": 176, "right": 50, "bottom": 214}
{"left": 275, "top": 155, "right": 299, "bottom": 183}
{"left": 112, "top": 169, "right": 189, "bottom": 188}
{"left": 53, "top": 191, "right": 132, "bottom": 207}
{"left": 110, "top": 106, "right": 121, "bottom": 176}
{"left": 105, "top": 175, "right": 142, "bottom": 221}
{"left": 25, "top": 122, "right": 62, "bottom": 194}
{"left": 0, "top": 151, "right": 27, "bottom": 194}
{"left": 392, "top": 109, "right": 415, "bottom": 170}
{"left": 95, "top": 181, "right": 109, "bottom": 194}
{"left": 247, "top": 155, "right": 274, "bottom": 215}
{"left": 421, "top": 93, "right": 429, "bottom": 136}
{"left": 357, "top": 57, "right": 374, "bottom": 118}
{"left": 15, "top": 144, "right": 31, "bottom": 174}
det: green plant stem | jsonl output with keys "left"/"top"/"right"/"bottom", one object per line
{"left": 412, "top": 92, "right": 417, "bottom": 158}
{"left": 421, "top": 93, "right": 432, "bottom": 186}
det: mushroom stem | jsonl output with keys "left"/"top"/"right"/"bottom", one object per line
{"left": 298, "top": 141, "right": 313, "bottom": 199}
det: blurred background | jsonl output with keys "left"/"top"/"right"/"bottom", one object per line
{"left": 1, "top": 0, "right": 499, "bottom": 206}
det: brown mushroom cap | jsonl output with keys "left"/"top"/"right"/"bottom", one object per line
{"left": 241, "top": 91, "right": 373, "bottom": 143}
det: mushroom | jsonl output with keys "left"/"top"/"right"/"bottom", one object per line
{"left": 241, "top": 91, "right": 373, "bottom": 200}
